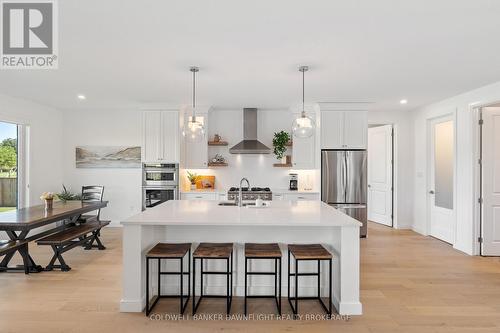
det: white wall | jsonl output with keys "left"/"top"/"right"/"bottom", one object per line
{"left": 368, "top": 110, "right": 414, "bottom": 229}
{"left": 61, "top": 108, "right": 142, "bottom": 226}
{"left": 182, "top": 109, "right": 317, "bottom": 191}
{"left": 60, "top": 108, "right": 318, "bottom": 226}
{"left": 411, "top": 80, "right": 500, "bottom": 255}
{"left": 0, "top": 94, "right": 63, "bottom": 207}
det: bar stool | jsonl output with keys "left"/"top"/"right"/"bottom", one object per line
{"left": 287, "top": 244, "right": 332, "bottom": 318}
{"left": 192, "top": 243, "right": 233, "bottom": 315}
{"left": 244, "top": 243, "right": 282, "bottom": 316}
{"left": 145, "top": 243, "right": 191, "bottom": 316}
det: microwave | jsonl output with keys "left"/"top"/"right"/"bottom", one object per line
{"left": 142, "top": 163, "right": 178, "bottom": 186}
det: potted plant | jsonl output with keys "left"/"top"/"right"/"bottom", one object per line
{"left": 57, "top": 184, "right": 82, "bottom": 202}
{"left": 273, "top": 131, "right": 291, "bottom": 164}
{"left": 186, "top": 171, "right": 199, "bottom": 190}
{"left": 40, "top": 192, "right": 57, "bottom": 210}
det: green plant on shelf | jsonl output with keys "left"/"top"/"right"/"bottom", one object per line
{"left": 272, "top": 130, "right": 291, "bottom": 160}
{"left": 186, "top": 171, "right": 199, "bottom": 185}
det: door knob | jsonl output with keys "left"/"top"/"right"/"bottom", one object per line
{"left": 429, "top": 190, "right": 435, "bottom": 194}
{"left": 367, "top": 184, "right": 371, "bottom": 188}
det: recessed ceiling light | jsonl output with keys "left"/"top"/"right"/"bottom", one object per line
{"left": 400, "top": 99, "right": 408, "bottom": 105}
{"left": 77, "top": 94, "right": 86, "bottom": 100}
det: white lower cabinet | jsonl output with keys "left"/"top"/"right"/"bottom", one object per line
{"left": 180, "top": 193, "right": 217, "bottom": 201}
{"left": 284, "top": 193, "right": 320, "bottom": 201}
{"left": 272, "top": 192, "right": 319, "bottom": 201}
{"left": 273, "top": 193, "right": 285, "bottom": 201}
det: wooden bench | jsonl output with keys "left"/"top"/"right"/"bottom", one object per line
{"left": 36, "top": 221, "right": 110, "bottom": 271}
{"left": 0, "top": 240, "right": 30, "bottom": 274}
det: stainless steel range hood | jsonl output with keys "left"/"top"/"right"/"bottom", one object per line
{"left": 229, "top": 108, "right": 271, "bottom": 154}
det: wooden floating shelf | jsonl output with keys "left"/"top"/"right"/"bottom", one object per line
{"left": 208, "top": 162, "right": 228, "bottom": 167}
{"left": 208, "top": 141, "right": 229, "bottom": 146}
{"left": 273, "top": 163, "right": 293, "bottom": 168}
{"left": 285, "top": 142, "right": 293, "bottom": 147}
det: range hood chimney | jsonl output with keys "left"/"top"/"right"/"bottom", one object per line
{"left": 229, "top": 108, "right": 271, "bottom": 154}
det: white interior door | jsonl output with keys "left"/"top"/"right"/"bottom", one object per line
{"left": 429, "top": 115, "right": 455, "bottom": 244}
{"left": 481, "top": 107, "right": 500, "bottom": 255}
{"left": 367, "top": 125, "right": 393, "bottom": 226}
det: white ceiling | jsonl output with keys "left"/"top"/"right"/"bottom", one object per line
{"left": 1, "top": 0, "right": 500, "bottom": 111}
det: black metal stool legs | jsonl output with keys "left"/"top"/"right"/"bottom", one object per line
{"left": 192, "top": 250, "right": 233, "bottom": 315}
{"left": 244, "top": 256, "right": 282, "bottom": 316}
{"left": 145, "top": 249, "right": 191, "bottom": 316}
{"left": 287, "top": 252, "right": 333, "bottom": 319}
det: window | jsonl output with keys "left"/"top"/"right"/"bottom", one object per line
{"left": 0, "top": 121, "right": 18, "bottom": 211}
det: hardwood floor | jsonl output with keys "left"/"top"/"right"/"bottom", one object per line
{"left": 1, "top": 222, "right": 500, "bottom": 332}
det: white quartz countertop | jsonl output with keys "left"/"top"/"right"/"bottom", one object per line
{"left": 122, "top": 200, "right": 361, "bottom": 227}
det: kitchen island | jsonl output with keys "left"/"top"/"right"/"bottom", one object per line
{"left": 120, "top": 200, "right": 362, "bottom": 315}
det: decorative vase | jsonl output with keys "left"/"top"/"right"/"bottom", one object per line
{"left": 45, "top": 198, "right": 53, "bottom": 210}
{"left": 281, "top": 156, "right": 287, "bottom": 164}
{"left": 190, "top": 183, "right": 197, "bottom": 190}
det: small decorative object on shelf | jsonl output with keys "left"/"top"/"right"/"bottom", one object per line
{"left": 208, "top": 154, "right": 228, "bottom": 167}
{"left": 186, "top": 171, "right": 199, "bottom": 190}
{"left": 40, "top": 192, "right": 57, "bottom": 210}
{"left": 208, "top": 134, "right": 228, "bottom": 146}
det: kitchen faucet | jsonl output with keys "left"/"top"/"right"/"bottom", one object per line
{"left": 237, "top": 178, "right": 250, "bottom": 207}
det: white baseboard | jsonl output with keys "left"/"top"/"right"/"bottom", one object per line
{"left": 411, "top": 225, "right": 426, "bottom": 235}
{"left": 120, "top": 297, "right": 145, "bottom": 312}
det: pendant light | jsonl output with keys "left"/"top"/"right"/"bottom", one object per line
{"left": 292, "top": 65, "right": 315, "bottom": 138}
{"left": 183, "top": 66, "right": 205, "bottom": 142}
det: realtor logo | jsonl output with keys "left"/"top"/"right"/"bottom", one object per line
{"left": 1, "top": 0, "right": 58, "bottom": 69}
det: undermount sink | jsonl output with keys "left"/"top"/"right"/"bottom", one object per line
{"left": 218, "top": 202, "right": 255, "bottom": 207}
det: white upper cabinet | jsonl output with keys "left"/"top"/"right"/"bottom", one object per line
{"left": 143, "top": 110, "right": 179, "bottom": 163}
{"left": 320, "top": 111, "right": 344, "bottom": 149}
{"left": 320, "top": 111, "right": 367, "bottom": 149}
{"left": 183, "top": 112, "right": 209, "bottom": 169}
{"left": 343, "top": 112, "right": 368, "bottom": 149}
{"left": 162, "top": 111, "right": 180, "bottom": 161}
{"left": 292, "top": 112, "right": 316, "bottom": 169}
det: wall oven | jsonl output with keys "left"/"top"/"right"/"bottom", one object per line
{"left": 143, "top": 163, "right": 178, "bottom": 186}
{"left": 143, "top": 186, "right": 178, "bottom": 210}
{"left": 142, "top": 163, "right": 179, "bottom": 210}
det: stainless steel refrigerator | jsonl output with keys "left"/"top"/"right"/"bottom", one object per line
{"left": 321, "top": 150, "right": 367, "bottom": 237}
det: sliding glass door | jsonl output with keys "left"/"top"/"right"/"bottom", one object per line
{"left": 0, "top": 121, "right": 18, "bottom": 211}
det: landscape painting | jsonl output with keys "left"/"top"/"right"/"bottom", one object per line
{"left": 76, "top": 146, "right": 141, "bottom": 168}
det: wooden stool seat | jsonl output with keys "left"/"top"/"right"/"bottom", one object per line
{"left": 244, "top": 243, "right": 282, "bottom": 316}
{"left": 145, "top": 242, "right": 191, "bottom": 316}
{"left": 146, "top": 243, "right": 191, "bottom": 258}
{"left": 193, "top": 243, "right": 233, "bottom": 258}
{"left": 288, "top": 244, "right": 332, "bottom": 260}
{"left": 192, "top": 243, "right": 234, "bottom": 315}
{"left": 245, "top": 243, "right": 282, "bottom": 258}
{"left": 287, "top": 243, "right": 333, "bottom": 318}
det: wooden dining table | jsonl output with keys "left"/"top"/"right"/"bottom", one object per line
{"left": 0, "top": 200, "right": 108, "bottom": 273}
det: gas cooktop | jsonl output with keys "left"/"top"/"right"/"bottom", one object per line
{"left": 228, "top": 187, "right": 271, "bottom": 192}
{"left": 227, "top": 187, "right": 272, "bottom": 200}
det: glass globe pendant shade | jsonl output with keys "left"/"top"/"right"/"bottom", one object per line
{"left": 184, "top": 116, "right": 205, "bottom": 143}
{"left": 292, "top": 112, "right": 315, "bottom": 138}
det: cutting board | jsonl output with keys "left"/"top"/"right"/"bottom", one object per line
{"left": 195, "top": 175, "right": 215, "bottom": 189}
